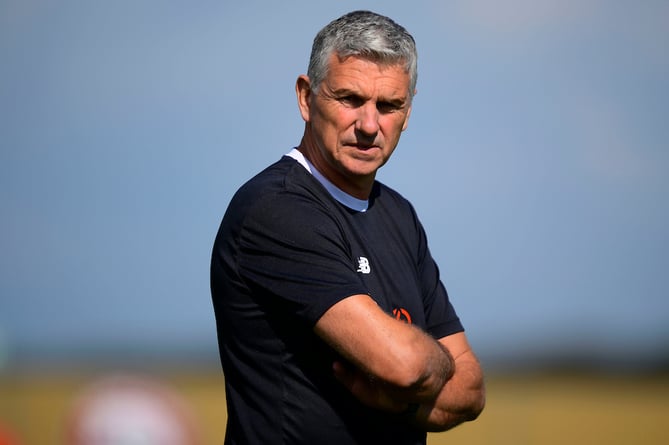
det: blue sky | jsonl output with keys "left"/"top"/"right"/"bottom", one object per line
{"left": 1, "top": 0, "right": 668, "bottom": 370}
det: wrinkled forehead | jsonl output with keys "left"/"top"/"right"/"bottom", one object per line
{"left": 325, "top": 53, "right": 412, "bottom": 94}
{"left": 332, "top": 50, "right": 410, "bottom": 74}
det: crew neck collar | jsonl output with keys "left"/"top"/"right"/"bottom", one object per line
{"left": 286, "top": 148, "right": 368, "bottom": 212}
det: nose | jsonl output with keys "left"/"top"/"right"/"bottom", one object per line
{"left": 355, "top": 103, "right": 380, "bottom": 137}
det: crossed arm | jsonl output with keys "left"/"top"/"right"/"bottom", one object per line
{"left": 314, "top": 294, "right": 485, "bottom": 431}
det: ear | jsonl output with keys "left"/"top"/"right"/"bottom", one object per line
{"left": 296, "top": 75, "right": 312, "bottom": 122}
{"left": 401, "top": 105, "right": 413, "bottom": 131}
{"left": 401, "top": 89, "right": 417, "bottom": 132}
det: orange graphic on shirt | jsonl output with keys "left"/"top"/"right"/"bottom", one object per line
{"left": 392, "top": 307, "right": 412, "bottom": 324}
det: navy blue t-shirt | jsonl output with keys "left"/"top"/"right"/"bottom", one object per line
{"left": 210, "top": 156, "right": 463, "bottom": 444}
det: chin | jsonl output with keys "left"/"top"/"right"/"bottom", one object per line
{"left": 341, "top": 158, "right": 383, "bottom": 177}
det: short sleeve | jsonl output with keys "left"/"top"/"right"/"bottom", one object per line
{"left": 237, "top": 191, "right": 368, "bottom": 326}
{"left": 413, "top": 213, "right": 464, "bottom": 339}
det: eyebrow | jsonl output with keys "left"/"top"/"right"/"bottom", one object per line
{"left": 331, "top": 87, "right": 409, "bottom": 107}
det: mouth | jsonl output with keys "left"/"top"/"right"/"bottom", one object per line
{"left": 344, "top": 145, "right": 383, "bottom": 163}
{"left": 345, "top": 142, "right": 379, "bottom": 151}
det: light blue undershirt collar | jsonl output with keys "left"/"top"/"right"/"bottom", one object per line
{"left": 286, "top": 148, "right": 368, "bottom": 212}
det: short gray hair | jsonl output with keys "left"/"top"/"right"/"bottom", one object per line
{"left": 307, "top": 10, "right": 418, "bottom": 99}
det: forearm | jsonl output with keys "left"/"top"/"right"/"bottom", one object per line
{"left": 335, "top": 332, "right": 485, "bottom": 431}
{"left": 390, "top": 326, "right": 455, "bottom": 401}
{"left": 317, "top": 295, "right": 454, "bottom": 400}
{"left": 410, "top": 352, "right": 485, "bottom": 432}
{"left": 332, "top": 329, "right": 454, "bottom": 411}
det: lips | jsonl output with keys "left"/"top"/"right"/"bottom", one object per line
{"left": 344, "top": 146, "right": 383, "bottom": 163}
{"left": 345, "top": 142, "right": 380, "bottom": 151}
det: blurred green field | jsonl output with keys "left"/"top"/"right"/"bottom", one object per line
{"left": 1, "top": 369, "right": 668, "bottom": 444}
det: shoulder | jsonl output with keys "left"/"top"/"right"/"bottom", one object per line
{"left": 371, "top": 180, "right": 419, "bottom": 219}
{"left": 228, "top": 157, "right": 324, "bottom": 213}
{"left": 234, "top": 157, "right": 302, "bottom": 199}
{"left": 225, "top": 157, "right": 341, "bottom": 236}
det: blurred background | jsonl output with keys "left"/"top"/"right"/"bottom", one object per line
{"left": 1, "top": 0, "right": 668, "bottom": 443}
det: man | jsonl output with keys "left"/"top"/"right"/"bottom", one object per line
{"left": 211, "top": 10, "right": 485, "bottom": 444}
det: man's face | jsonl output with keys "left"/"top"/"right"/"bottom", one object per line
{"left": 298, "top": 54, "right": 413, "bottom": 197}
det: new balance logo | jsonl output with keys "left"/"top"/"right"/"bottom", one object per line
{"left": 356, "top": 257, "right": 371, "bottom": 274}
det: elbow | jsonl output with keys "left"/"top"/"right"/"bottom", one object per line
{"left": 466, "top": 388, "right": 486, "bottom": 421}
{"left": 391, "top": 361, "right": 434, "bottom": 393}
{"left": 462, "top": 377, "right": 486, "bottom": 422}
{"left": 385, "top": 347, "right": 449, "bottom": 396}
{"left": 367, "top": 326, "right": 452, "bottom": 395}
{"left": 461, "top": 384, "right": 486, "bottom": 424}
{"left": 431, "top": 382, "right": 486, "bottom": 432}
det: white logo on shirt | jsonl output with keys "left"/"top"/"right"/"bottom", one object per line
{"left": 356, "top": 257, "right": 371, "bottom": 274}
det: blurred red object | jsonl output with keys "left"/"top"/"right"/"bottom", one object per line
{"left": 0, "top": 423, "right": 22, "bottom": 445}
{"left": 66, "top": 374, "right": 199, "bottom": 445}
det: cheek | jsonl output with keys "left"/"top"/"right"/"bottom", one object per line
{"left": 311, "top": 112, "right": 344, "bottom": 153}
{"left": 319, "top": 111, "right": 356, "bottom": 146}
{"left": 314, "top": 104, "right": 345, "bottom": 131}
{"left": 381, "top": 116, "right": 408, "bottom": 140}
{"left": 319, "top": 99, "right": 356, "bottom": 124}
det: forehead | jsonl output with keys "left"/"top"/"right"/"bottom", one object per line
{"left": 324, "top": 54, "right": 411, "bottom": 98}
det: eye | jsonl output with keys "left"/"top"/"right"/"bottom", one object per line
{"left": 377, "top": 101, "right": 402, "bottom": 114}
{"left": 339, "top": 95, "right": 364, "bottom": 108}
